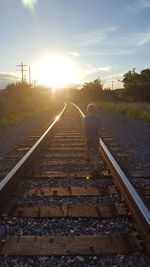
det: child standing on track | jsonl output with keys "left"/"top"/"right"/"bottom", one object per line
{"left": 84, "top": 103, "right": 102, "bottom": 176}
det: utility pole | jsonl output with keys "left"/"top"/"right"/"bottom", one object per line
{"left": 33, "top": 79, "right": 38, "bottom": 88}
{"left": 29, "top": 66, "right": 31, "bottom": 85}
{"left": 17, "top": 62, "right": 27, "bottom": 83}
{"left": 111, "top": 81, "right": 114, "bottom": 90}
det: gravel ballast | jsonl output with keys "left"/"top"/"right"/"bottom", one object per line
{"left": 0, "top": 106, "right": 62, "bottom": 175}
{"left": 99, "top": 109, "right": 150, "bottom": 173}
{"left": 0, "top": 253, "right": 149, "bottom": 267}
{"left": 0, "top": 217, "right": 134, "bottom": 237}
{"left": 0, "top": 106, "right": 63, "bottom": 159}
{"left": 15, "top": 195, "right": 121, "bottom": 206}
{"left": 0, "top": 107, "right": 149, "bottom": 174}
{"left": 0, "top": 106, "right": 150, "bottom": 266}
{"left": 22, "top": 177, "right": 114, "bottom": 188}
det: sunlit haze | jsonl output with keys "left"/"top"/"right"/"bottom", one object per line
{"left": 32, "top": 55, "right": 81, "bottom": 88}
{"left": 0, "top": 0, "right": 150, "bottom": 89}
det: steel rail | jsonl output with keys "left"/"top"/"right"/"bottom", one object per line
{"left": 0, "top": 103, "right": 67, "bottom": 209}
{"left": 71, "top": 102, "right": 150, "bottom": 256}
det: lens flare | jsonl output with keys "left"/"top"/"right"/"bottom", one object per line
{"left": 22, "top": 0, "right": 37, "bottom": 10}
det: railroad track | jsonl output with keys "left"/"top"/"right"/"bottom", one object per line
{"left": 0, "top": 102, "right": 150, "bottom": 266}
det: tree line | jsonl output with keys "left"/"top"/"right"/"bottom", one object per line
{"left": 1, "top": 68, "right": 150, "bottom": 113}
{"left": 123, "top": 68, "right": 150, "bottom": 101}
{"left": 69, "top": 68, "right": 150, "bottom": 103}
{"left": 0, "top": 82, "right": 52, "bottom": 117}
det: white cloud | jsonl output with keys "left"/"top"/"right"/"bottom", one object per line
{"left": 22, "top": 0, "right": 37, "bottom": 10}
{"left": 102, "top": 72, "right": 125, "bottom": 89}
{"left": 86, "top": 65, "right": 112, "bottom": 74}
{"left": 0, "top": 72, "right": 18, "bottom": 89}
{"left": 120, "top": 30, "right": 150, "bottom": 47}
{"left": 96, "top": 66, "right": 112, "bottom": 72}
{"left": 77, "top": 26, "right": 119, "bottom": 47}
{"left": 80, "top": 64, "right": 113, "bottom": 83}
{"left": 127, "top": 0, "right": 150, "bottom": 13}
{"left": 103, "top": 72, "right": 124, "bottom": 81}
{"left": 78, "top": 28, "right": 150, "bottom": 57}
{"left": 86, "top": 49, "right": 134, "bottom": 56}
{"left": 0, "top": 72, "right": 17, "bottom": 80}
{"left": 137, "top": 31, "right": 150, "bottom": 46}
{"left": 67, "top": 51, "right": 80, "bottom": 57}
{"left": 81, "top": 69, "right": 124, "bottom": 89}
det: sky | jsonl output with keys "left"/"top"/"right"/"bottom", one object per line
{"left": 0, "top": 0, "right": 150, "bottom": 89}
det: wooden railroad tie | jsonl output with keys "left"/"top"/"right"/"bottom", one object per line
{"left": 1, "top": 233, "right": 142, "bottom": 255}
{"left": 23, "top": 186, "right": 118, "bottom": 197}
{"left": 11, "top": 203, "right": 127, "bottom": 218}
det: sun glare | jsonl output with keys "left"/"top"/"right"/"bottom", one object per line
{"left": 33, "top": 55, "right": 80, "bottom": 88}
{"left": 22, "top": 0, "right": 37, "bottom": 10}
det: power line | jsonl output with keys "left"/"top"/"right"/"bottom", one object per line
{"left": 17, "top": 62, "right": 27, "bottom": 83}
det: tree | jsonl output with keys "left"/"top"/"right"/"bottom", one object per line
{"left": 123, "top": 68, "right": 150, "bottom": 101}
{"left": 5, "top": 82, "right": 30, "bottom": 103}
{"left": 80, "top": 78, "right": 103, "bottom": 100}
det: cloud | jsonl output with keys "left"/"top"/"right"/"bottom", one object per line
{"left": 95, "top": 66, "right": 112, "bottom": 72}
{"left": 137, "top": 31, "right": 150, "bottom": 46}
{"left": 86, "top": 49, "right": 134, "bottom": 56}
{"left": 79, "top": 63, "right": 124, "bottom": 88}
{"left": 103, "top": 72, "right": 124, "bottom": 81}
{"left": 0, "top": 72, "right": 18, "bottom": 89}
{"left": 102, "top": 72, "right": 125, "bottom": 89}
{"left": 0, "top": 72, "right": 18, "bottom": 81}
{"left": 78, "top": 28, "right": 150, "bottom": 57}
{"left": 127, "top": 0, "right": 150, "bottom": 13}
{"left": 22, "top": 0, "right": 37, "bottom": 10}
{"left": 119, "top": 30, "right": 150, "bottom": 48}
{"left": 81, "top": 64, "right": 113, "bottom": 82}
{"left": 67, "top": 51, "right": 80, "bottom": 57}
{"left": 76, "top": 26, "right": 119, "bottom": 47}
{"left": 86, "top": 65, "right": 112, "bottom": 74}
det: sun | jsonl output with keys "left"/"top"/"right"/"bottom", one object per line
{"left": 33, "top": 55, "right": 80, "bottom": 88}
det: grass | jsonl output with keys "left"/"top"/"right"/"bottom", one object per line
{"left": 96, "top": 101, "right": 150, "bottom": 122}
{"left": 0, "top": 105, "right": 52, "bottom": 127}
{"left": 0, "top": 83, "right": 64, "bottom": 128}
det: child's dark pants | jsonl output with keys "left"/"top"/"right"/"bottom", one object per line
{"left": 86, "top": 138, "right": 99, "bottom": 170}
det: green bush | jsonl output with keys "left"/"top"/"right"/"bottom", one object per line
{"left": 0, "top": 82, "right": 55, "bottom": 127}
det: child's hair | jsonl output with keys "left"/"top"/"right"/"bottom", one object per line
{"left": 87, "top": 103, "right": 97, "bottom": 114}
